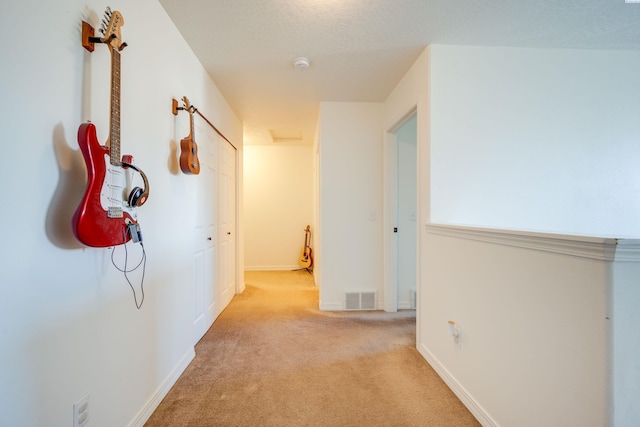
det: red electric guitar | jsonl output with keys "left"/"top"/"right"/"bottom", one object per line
{"left": 179, "top": 96, "right": 200, "bottom": 175}
{"left": 73, "top": 8, "right": 148, "bottom": 247}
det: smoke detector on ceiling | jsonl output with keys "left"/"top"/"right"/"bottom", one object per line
{"left": 293, "top": 57, "right": 310, "bottom": 71}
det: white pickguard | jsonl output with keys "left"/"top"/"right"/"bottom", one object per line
{"left": 99, "top": 153, "right": 137, "bottom": 219}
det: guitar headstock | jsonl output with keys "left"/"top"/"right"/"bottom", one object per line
{"left": 182, "top": 96, "right": 195, "bottom": 115}
{"left": 99, "top": 7, "right": 126, "bottom": 51}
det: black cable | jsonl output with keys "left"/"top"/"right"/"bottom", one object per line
{"left": 111, "top": 228, "right": 147, "bottom": 309}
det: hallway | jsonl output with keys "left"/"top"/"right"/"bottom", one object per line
{"left": 145, "top": 270, "right": 479, "bottom": 426}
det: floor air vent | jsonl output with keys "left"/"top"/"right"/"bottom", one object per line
{"left": 345, "top": 291, "right": 376, "bottom": 310}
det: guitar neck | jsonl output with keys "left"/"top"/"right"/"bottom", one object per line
{"left": 188, "top": 108, "right": 195, "bottom": 140}
{"left": 109, "top": 49, "right": 121, "bottom": 165}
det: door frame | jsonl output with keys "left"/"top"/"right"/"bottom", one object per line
{"left": 231, "top": 142, "right": 241, "bottom": 295}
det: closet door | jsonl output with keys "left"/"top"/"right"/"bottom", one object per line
{"left": 217, "top": 138, "right": 237, "bottom": 313}
{"left": 193, "top": 123, "right": 217, "bottom": 345}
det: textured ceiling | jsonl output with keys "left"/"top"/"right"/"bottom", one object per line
{"left": 159, "top": 0, "right": 640, "bottom": 145}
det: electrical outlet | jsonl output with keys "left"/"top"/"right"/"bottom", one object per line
{"left": 73, "top": 394, "right": 89, "bottom": 427}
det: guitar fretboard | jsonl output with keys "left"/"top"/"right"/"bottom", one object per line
{"left": 188, "top": 107, "right": 195, "bottom": 140}
{"left": 110, "top": 49, "right": 121, "bottom": 165}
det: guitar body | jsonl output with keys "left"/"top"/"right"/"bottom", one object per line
{"left": 179, "top": 136, "right": 200, "bottom": 175}
{"left": 72, "top": 122, "right": 135, "bottom": 247}
{"left": 298, "top": 246, "right": 313, "bottom": 269}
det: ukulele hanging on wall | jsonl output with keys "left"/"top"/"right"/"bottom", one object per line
{"left": 179, "top": 96, "right": 201, "bottom": 175}
{"left": 73, "top": 7, "right": 150, "bottom": 248}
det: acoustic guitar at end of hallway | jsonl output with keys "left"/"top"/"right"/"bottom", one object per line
{"left": 298, "top": 225, "right": 313, "bottom": 269}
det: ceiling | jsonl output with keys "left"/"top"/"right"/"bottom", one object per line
{"left": 158, "top": 0, "right": 640, "bottom": 146}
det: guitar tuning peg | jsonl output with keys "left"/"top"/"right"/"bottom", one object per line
{"left": 105, "top": 6, "right": 112, "bottom": 15}
{"left": 118, "top": 42, "right": 128, "bottom": 51}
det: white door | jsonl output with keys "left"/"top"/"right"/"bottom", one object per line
{"left": 384, "top": 111, "right": 417, "bottom": 312}
{"left": 217, "top": 138, "right": 237, "bottom": 313}
{"left": 395, "top": 116, "right": 417, "bottom": 309}
{"left": 193, "top": 123, "right": 218, "bottom": 344}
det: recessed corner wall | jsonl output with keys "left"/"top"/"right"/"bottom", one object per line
{"left": 243, "top": 145, "right": 314, "bottom": 270}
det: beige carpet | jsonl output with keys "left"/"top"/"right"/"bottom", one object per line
{"left": 145, "top": 270, "right": 480, "bottom": 426}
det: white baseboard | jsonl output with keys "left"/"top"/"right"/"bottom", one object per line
{"left": 128, "top": 347, "right": 196, "bottom": 427}
{"left": 321, "top": 302, "right": 391, "bottom": 311}
{"left": 419, "top": 343, "right": 498, "bottom": 427}
{"left": 244, "top": 265, "right": 300, "bottom": 271}
{"left": 319, "top": 302, "right": 344, "bottom": 311}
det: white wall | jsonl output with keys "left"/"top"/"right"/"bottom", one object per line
{"left": 0, "top": 1, "right": 242, "bottom": 426}
{"left": 244, "top": 145, "right": 314, "bottom": 270}
{"left": 318, "top": 102, "right": 384, "bottom": 309}
{"left": 429, "top": 45, "right": 640, "bottom": 237}
{"left": 421, "top": 226, "right": 615, "bottom": 427}
{"left": 612, "top": 248, "right": 640, "bottom": 427}
{"left": 380, "top": 44, "right": 640, "bottom": 426}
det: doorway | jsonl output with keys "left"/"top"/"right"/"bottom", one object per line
{"left": 395, "top": 115, "right": 417, "bottom": 309}
{"left": 384, "top": 111, "right": 417, "bottom": 312}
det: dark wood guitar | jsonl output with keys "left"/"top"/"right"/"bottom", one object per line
{"left": 179, "top": 96, "right": 200, "bottom": 175}
{"left": 298, "top": 225, "right": 313, "bottom": 269}
{"left": 73, "top": 8, "right": 147, "bottom": 247}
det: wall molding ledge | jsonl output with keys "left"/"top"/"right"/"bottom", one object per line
{"left": 425, "top": 224, "right": 640, "bottom": 262}
{"left": 613, "top": 239, "right": 640, "bottom": 262}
